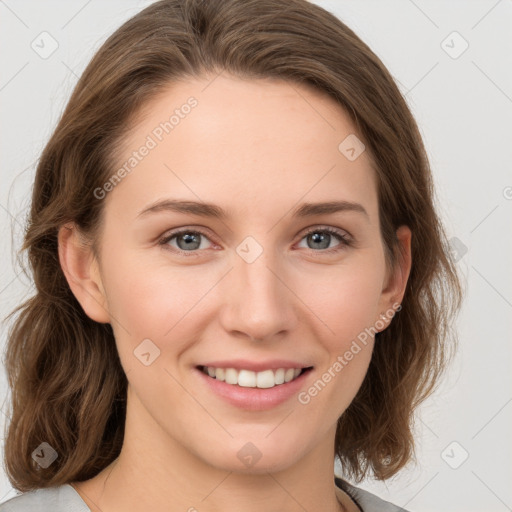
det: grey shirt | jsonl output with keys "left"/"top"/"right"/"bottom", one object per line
{"left": 0, "top": 477, "right": 410, "bottom": 511}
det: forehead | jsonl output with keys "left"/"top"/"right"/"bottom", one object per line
{"left": 107, "top": 74, "right": 379, "bottom": 222}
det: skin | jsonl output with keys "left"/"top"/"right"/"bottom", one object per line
{"left": 59, "top": 73, "right": 411, "bottom": 512}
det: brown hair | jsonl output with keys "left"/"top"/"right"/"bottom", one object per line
{"left": 2, "top": 0, "right": 463, "bottom": 491}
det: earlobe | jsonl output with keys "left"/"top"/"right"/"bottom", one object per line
{"left": 377, "top": 225, "right": 412, "bottom": 329}
{"left": 58, "top": 223, "right": 110, "bottom": 324}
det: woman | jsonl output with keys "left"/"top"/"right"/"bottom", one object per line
{"left": 0, "top": 0, "right": 463, "bottom": 511}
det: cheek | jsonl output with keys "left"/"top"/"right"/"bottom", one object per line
{"left": 304, "top": 258, "right": 385, "bottom": 347}
{"left": 291, "top": 259, "right": 384, "bottom": 407}
{"left": 300, "top": 278, "right": 378, "bottom": 418}
{"left": 100, "top": 250, "right": 211, "bottom": 358}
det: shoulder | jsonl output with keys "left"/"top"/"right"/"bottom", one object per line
{"left": 335, "top": 476, "right": 411, "bottom": 512}
{"left": 0, "top": 484, "right": 90, "bottom": 512}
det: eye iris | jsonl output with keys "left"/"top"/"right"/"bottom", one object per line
{"left": 308, "top": 231, "right": 331, "bottom": 250}
{"left": 169, "top": 229, "right": 342, "bottom": 253}
{"left": 177, "top": 232, "right": 201, "bottom": 251}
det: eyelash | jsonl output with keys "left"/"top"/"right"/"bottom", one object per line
{"left": 158, "top": 226, "right": 353, "bottom": 258}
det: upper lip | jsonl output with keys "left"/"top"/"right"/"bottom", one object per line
{"left": 197, "top": 359, "right": 314, "bottom": 372}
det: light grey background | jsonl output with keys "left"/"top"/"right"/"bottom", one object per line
{"left": 1, "top": 1, "right": 511, "bottom": 511}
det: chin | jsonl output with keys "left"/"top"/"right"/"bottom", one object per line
{"left": 198, "top": 438, "right": 302, "bottom": 475}
{"left": 215, "top": 456, "right": 295, "bottom": 475}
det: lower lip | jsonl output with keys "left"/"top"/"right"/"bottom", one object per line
{"left": 194, "top": 367, "right": 314, "bottom": 411}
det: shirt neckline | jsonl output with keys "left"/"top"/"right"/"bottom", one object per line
{"left": 335, "top": 477, "right": 364, "bottom": 512}
{"left": 66, "top": 478, "right": 364, "bottom": 512}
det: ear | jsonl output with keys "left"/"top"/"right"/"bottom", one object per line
{"left": 375, "top": 225, "right": 412, "bottom": 331}
{"left": 58, "top": 222, "right": 110, "bottom": 324}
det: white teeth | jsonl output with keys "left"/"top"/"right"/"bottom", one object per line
{"left": 256, "top": 369, "right": 275, "bottom": 389}
{"left": 202, "top": 366, "right": 307, "bottom": 388}
{"left": 284, "top": 368, "right": 294, "bottom": 382}
{"left": 238, "top": 369, "right": 256, "bottom": 387}
{"left": 274, "top": 368, "right": 285, "bottom": 385}
{"left": 224, "top": 368, "right": 238, "bottom": 385}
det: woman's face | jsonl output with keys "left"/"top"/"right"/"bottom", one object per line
{"left": 67, "top": 73, "right": 410, "bottom": 474}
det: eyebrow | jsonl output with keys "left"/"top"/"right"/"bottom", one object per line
{"left": 136, "top": 199, "right": 369, "bottom": 220}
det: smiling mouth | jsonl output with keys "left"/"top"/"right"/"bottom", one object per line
{"left": 196, "top": 365, "right": 314, "bottom": 389}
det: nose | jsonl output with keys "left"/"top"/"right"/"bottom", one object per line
{"left": 218, "top": 246, "right": 298, "bottom": 343}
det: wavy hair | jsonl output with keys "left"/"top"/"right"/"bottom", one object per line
{"left": 2, "top": 0, "right": 463, "bottom": 491}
